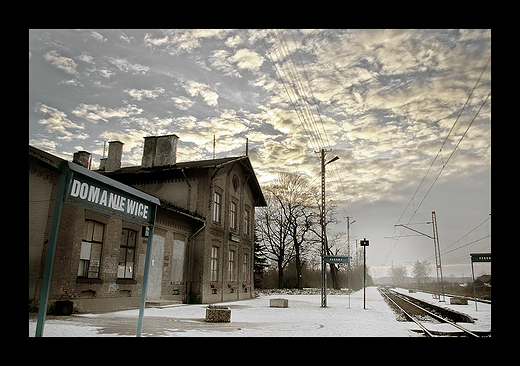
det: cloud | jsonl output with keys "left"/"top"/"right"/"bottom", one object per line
{"left": 72, "top": 103, "right": 143, "bottom": 123}
{"left": 229, "top": 48, "right": 264, "bottom": 71}
{"left": 88, "top": 30, "right": 107, "bottom": 42}
{"left": 43, "top": 50, "right": 79, "bottom": 76}
{"left": 209, "top": 50, "right": 240, "bottom": 77}
{"left": 124, "top": 87, "right": 165, "bottom": 101}
{"left": 107, "top": 56, "right": 149, "bottom": 74}
{"left": 77, "top": 52, "right": 93, "bottom": 63}
{"left": 209, "top": 48, "right": 264, "bottom": 77}
{"left": 144, "top": 29, "right": 232, "bottom": 54}
{"left": 183, "top": 80, "right": 219, "bottom": 107}
{"left": 34, "top": 103, "right": 87, "bottom": 141}
{"left": 171, "top": 96, "right": 195, "bottom": 111}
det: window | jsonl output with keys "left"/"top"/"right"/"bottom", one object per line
{"left": 118, "top": 229, "right": 137, "bottom": 279}
{"left": 230, "top": 201, "right": 237, "bottom": 231}
{"left": 213, "top": 192, "right": 221, "bottom": 224}
{"left": 78, "top": 220, "right": 104, "bottom": 278}
{"left": 244, "top": 209, "right": 250, "bottom": 236}
{"left": 228, "top": 250, "right": 235, "bottom": 281}
{"left": 242, "top": 253, "right": 249, "bottom": 282}
{"left": 210, "top": 246, "right": 219, "bottom": 282}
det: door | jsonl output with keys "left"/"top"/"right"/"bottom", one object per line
{"left": 146, "top": 234, "right": 165, "bottom": 301}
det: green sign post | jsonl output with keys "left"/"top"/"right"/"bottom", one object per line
{"left": 35, "top": 161, "right": 160, "bottom": 337}
{"left": 323, "top": 255, "right": 351, "bottom": 308}
{"left": 470, "top": 253, "right": 491, "bottom": 311}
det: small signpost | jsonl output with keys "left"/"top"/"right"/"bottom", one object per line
{"left": 360, "top": 239, "right": 369, "bottom": 309}
{"left": 470, "top": 253, "right": 491, "bottom": 311}
{"left": 35, "top": 161, "right": 160, "bottom": 337}
{"left": 323, "top": 256, "right": 351, "bottom": 308}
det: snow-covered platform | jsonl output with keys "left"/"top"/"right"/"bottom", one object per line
{"left": 30, "top": 287, "right": 415, "bottom": 337}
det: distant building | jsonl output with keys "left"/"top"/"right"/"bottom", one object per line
{"left": 29, "top": 135, "right": 266, "bottom": 313}
{"left": 476, "top": 274, "right": 491, "bottom": 285}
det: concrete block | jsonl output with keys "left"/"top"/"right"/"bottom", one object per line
{"left": 270, "top": 298, "right": 289, "bottom": 308}
{"left": 450, "top": 297, "right": 468, "bottom": 305}
{"left": 205, "top": 305, "right": 231, "bottom": 322}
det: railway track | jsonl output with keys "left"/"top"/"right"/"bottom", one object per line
{"left": 378, "top": 287, "right": 481, "bottom": 337}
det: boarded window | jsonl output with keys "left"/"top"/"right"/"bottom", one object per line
{"left": 78, "top": 220, "right": 104, "bottom": 278}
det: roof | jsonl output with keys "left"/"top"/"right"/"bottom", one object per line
{"left": 29, "top": 145, "right": 64, "bottom": 169}
{"left": 102, "top": 157, "right": 240, "bottom": 175}
{"left": 29, "top": 144, "right": 266, "bottom": 207}
{"left": 102, "top": 156, "right": 267, "bottom": 207}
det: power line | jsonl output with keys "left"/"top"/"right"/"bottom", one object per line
{"left": 383, "top": 57, "right": 491, "bottom": 265}
{"left": 422, "top": 215, "right": 491, "bottom": 262}
{"left": 262, "top": 29, "right": 354, "bottom": 237}
{"left": 262, "top": 29, "right": 331, "bottom": 158}
{"left": 395, "top": 56, "right": 491, "bottom": 228}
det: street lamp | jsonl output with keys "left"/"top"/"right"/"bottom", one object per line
{"left": 326, "top": 155, "right": 340, "bottom": 165}
{"left": 320, "top": 149, "right": 339, "bottom": 307}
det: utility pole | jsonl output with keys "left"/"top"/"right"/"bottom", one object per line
{"left": 431, "top": 211, "right": 445, "bottom": 302}
{"left": 394, "top": 211, "right": 445, "bottom": 302}
{"left": 346, "top": 217, "right": 356, "bottom": 259}
{"left": 321, "top": 149, "right": 326, "bottom": 307}
{"left": 319, "top": 149, "right": 339, "bottom": 308}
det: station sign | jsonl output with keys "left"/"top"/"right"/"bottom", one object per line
{"left": 36, "top": 160, "right": 160, "bottom": 337}
{"left": 61, "top": 161, "right": 159, "bottom": 225}
{"left": 323, "top": 255, "right": 350, "bottom": 264}
{"left": 470, "top": 253, "right": 491, "bottom": 262}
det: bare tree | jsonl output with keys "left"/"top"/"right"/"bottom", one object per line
{"left": 412, "top": 260, "right": 432, "bottom": 285}
{"left": 271, "top": 173, "right": 319, "bottom": 289}
{"left": 309, "top": 194, "right": 341, "bottom": 289}
{"left": 256, "top": 172, "right": 321, "bottom": 289}
{"left": 389, "top": 265, "right": 407, "bottom": 287}
{"left": 256, "top": 191, "right": 294, "bottom": 288}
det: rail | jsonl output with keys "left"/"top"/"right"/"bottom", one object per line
{"left": 378, "top": 288, "right": 434, "bottom": 337}
{"left": 378, "top": 287, "right": 481, "bottom": 338}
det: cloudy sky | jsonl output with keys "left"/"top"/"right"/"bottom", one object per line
{"left": 29, "top": 29, "right": 491, "bottom": 278}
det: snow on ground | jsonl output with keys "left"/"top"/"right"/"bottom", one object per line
{"left": 29, "top": 287, "right": 412, "bottom": 337}
{"left": 392, "top": 288, "right": 491, "bottom": 334}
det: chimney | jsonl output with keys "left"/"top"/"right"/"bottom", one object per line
{"left": 99, "top": 158, "right": 107, "bottom": 171}
{"left": 141, "top": 134, "right": 179, "bottom": 168}
{"left": 73, "top": 151, "right": 91, "bottom": 169}
{"left": 105, "top": 141, "right": 124, "bottom": 172}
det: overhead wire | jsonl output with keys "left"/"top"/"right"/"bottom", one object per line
{"left": 422, "top": 215, "right": 491, "bottom": 263}
{"left": 261, "top": 28, "right": 355, "bottom": 231}
{"left": 383, "top": 56, "right": 491, "bottom": 265}
{"left": 261, "top": 30, "right": 322, "bottom": 158}
{"left": 393, "top": 55, "right": 491, "bottom": 228}
{"left": 276, "top": 29, "right": 328, "bottom": 152}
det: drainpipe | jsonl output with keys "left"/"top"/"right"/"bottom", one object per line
{"left": 186, "top": 220, "right": 206, "bottom": 304}
{"left": 181, "top": 168, "right": 191, "bottom": 212}
{"left": 188, "top": 221, "right": 206, "bottom": 243}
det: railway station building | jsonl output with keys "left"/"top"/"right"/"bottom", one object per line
{"left": 29, "top": 134, "right": 266, "bottom": 313}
